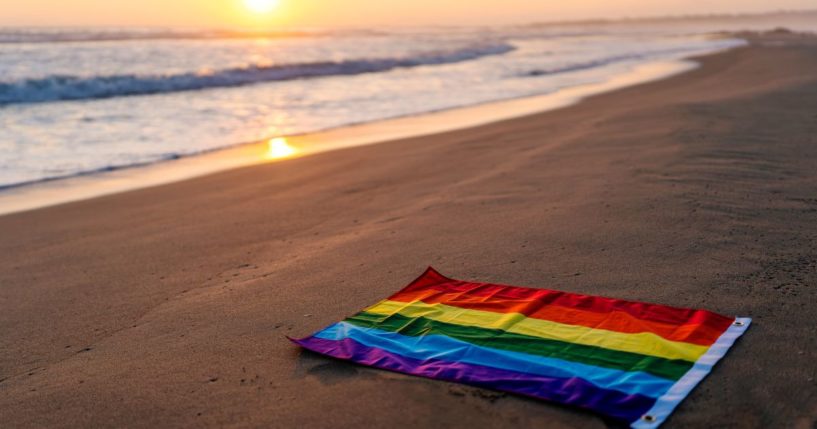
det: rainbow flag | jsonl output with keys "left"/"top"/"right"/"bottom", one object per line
{"left": 291, "top": 268, "right": 750, "bottom": 427}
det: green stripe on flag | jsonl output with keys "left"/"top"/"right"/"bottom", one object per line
{"left": 346, "top": 311, "right": 692, "bottom": 381}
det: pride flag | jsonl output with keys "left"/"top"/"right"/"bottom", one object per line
{"left": 291, "top": 267, "right": 750, "bottom": 427}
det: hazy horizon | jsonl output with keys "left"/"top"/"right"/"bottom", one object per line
{"left": 0, "top": 0, "right": 816, "bottom": 28}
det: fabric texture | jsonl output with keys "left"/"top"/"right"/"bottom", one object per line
{"left": 291, "top": 267, "right": 750, "bottom": 428}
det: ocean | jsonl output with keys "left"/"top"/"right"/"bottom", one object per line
{"left": 1, "top": 13, "right": 815, "bottom": 190}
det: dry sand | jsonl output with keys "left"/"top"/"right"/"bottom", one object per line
{"left": 1, "top": 33, "right": 816, "bottom": 428}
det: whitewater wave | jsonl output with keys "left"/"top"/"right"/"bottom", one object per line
{"left": 0, "top": 43, "right": 515, "bottom": 106}
{"left": 522, "top": 52, "right": 663, "bottom": 77}
{"left": 521, "top": 39, "right": 746, "bottom": 77}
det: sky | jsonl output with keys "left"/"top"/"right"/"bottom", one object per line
{"left": 0, "top": 0, "right": 815, "bottom": 27}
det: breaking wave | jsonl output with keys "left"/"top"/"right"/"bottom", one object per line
{"left": 0, "top": 43, "right": 515, "bottom": 106}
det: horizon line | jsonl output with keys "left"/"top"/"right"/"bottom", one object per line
{"left": 0, "top": 7, "right": 815, "bottom": 30}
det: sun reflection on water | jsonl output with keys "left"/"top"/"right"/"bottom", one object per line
{"left": 265, "top": 137, "right": 297, "bottom": 159}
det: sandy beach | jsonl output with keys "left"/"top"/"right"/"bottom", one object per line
{"left": 1, "top": 32, "right": 817, "bottom": 428}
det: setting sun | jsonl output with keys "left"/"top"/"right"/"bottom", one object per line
{"left": 243, "top": 0, "right": 280, "bottom": 14}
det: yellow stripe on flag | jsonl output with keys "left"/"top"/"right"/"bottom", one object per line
{"left": 365, "top": 299, "right": 708, "bottom": 362}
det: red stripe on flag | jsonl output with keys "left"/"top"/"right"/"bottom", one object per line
{"left": 393, "top": 267, "right": 734, "bottom": 345}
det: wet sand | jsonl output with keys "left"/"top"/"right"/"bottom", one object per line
{"left": 1, "top": 33, "right": 817, "bottom": 428}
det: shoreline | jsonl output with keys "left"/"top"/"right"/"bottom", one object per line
{"left": 2, "top": 32, "right": 817, "bottom": 428}
{"left": 0, "top": 45, "right": 741, "bottom": 216}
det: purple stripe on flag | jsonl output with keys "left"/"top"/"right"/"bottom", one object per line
{"left": 292, "top": 335, "right": 656, "bottom": 423}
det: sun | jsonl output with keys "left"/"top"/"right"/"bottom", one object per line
{"left": 243, "top": 0, "right": 280, "bottom": 14}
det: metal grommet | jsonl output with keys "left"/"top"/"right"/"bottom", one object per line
{"left": 641, "top": 414, "right": 657, "bottom": 423}
{"left": 734, "top": 320, "right": 745, "bottom": 327}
